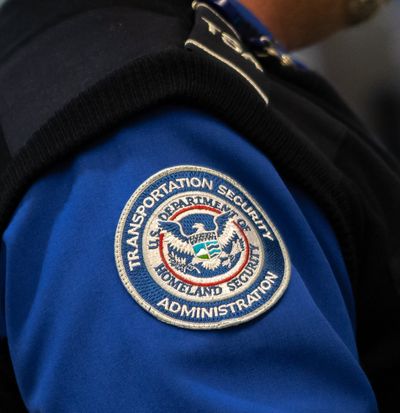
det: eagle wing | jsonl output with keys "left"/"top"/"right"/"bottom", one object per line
{"left": 158, "top": 221, "right": 194, "bottom": 256}
{"left": 214, "top": 211, "right": 236, "bottom": 249}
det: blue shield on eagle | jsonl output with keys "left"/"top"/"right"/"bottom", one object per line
{"left": 189, "top": 231, "right": 222, "bottom": 260}
{"left": 158, "top": 210, "right": 242, "bottom": 274}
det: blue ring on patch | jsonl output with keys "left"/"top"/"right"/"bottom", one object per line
{"left": 115, "top": 165, "right": 290, "bottom": 329}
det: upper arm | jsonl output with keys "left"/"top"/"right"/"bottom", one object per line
{"left": 1, "top": 106, "right": 377, "bottom": 412}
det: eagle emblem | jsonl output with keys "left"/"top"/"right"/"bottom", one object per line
{"left": 159, "top": 211, "right": 244, "bottom": 273}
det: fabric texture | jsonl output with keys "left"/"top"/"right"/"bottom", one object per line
{"left": 1, "top": 106, "right": 377, "bottom": 412}
{"left": 1, "top": 0, "right": 398, "bottom": 409}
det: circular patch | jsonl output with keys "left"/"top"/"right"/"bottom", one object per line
{"left": 115, "top": 165, "right": 290, "bottom": 329}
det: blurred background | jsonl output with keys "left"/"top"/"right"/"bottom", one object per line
{"left": 0, "top": 0, "right": 399, "bottom": 156}
{"left": 298, "top": 1, "right": 400, "bottom": 157}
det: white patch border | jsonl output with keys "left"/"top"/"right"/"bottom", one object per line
{"left": 114, "top": 165, "right": 291, "bottom": 330}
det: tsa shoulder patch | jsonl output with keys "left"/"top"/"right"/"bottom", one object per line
{"left": 115, "top": 166, "right": 290, "bottom": 329}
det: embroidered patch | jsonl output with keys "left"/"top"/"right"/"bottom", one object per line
{"left": 115, "top": 166, "right": 290, "bottom": 329}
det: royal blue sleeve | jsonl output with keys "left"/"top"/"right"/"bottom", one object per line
{"left": 1, "top": 106, "right": 378, "bottom": 412}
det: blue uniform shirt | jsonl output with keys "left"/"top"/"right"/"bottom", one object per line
{"left": 1, "top": 106, "right": 377, "bottom": 412}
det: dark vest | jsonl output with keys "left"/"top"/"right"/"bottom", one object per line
{"left": 0, "top": 1, "right": 399, "bottom": 411}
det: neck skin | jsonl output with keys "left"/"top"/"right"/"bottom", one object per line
{"left": 240, "top": 0, "right": 349, "bottom": 50}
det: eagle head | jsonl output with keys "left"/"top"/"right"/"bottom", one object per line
{"left": 192, "top": 223, "right": 207, "bottom": 233}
